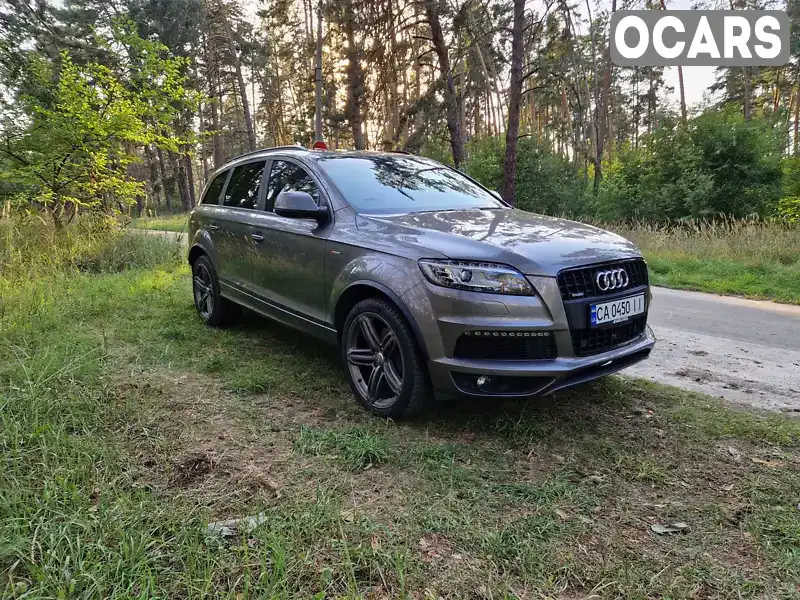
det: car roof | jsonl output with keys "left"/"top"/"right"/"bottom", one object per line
{"left": 220, "top": 147, "right": 422, "bottom": 169}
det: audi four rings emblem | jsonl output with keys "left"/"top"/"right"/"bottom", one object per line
{"left": 596, "top": 268, "right": 630, "bottom": 291}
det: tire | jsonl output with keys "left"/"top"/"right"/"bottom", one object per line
{"left": 192, "top": 255, "right": 240, "bottom": 327}
{"left": 341, "top": 297, "right": 432, "bottom": 419}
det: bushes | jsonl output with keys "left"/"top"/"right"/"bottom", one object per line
{"left": 778, "top": 197, "right": 800, "bottom": 224}
{"left": 464, "top": 136, "right": 585, "bottom": 215}
{"left": 596, "top": 110, "right": 784, "bottom": 221}
{"left": 461, "top": 107, "right": 792, "bottom": 224}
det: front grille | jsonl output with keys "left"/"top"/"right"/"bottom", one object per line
{"left": 558, "top": 259, "right": 648, "bottom": 301}
{"left": 453, "top": 332, "right": 557, "bottom": 360}
{"left": 571, "top": 316, "right": 647, "bottom": 356}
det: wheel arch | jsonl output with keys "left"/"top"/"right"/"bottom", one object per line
{"left": 188, "top": 244, "right": 207, "bottom": 267}
{"left": 334, "top": 281, "right": 429, "bottom": 360}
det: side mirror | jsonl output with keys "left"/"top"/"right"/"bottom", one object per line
{"left": 274, "top": 191, "right": 328, "bottom": 223}
{"left": 489, "top": 190, "right": 503, "bottom": 201}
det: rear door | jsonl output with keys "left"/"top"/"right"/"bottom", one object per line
{"left": 214, "top": 160, "right": 267, "bottom": 294}
{"left": 193, "top": 170, "right": 230, "bottom": 268}
{"left": 250, "top": 158, "right": 331, "bottom": 325}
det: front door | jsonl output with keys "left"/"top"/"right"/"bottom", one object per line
{"left": 215, "top": 159, "right": 266, "bottom": 294}
{"left": 250, "top": 158, "right": 330, "bottom": 325}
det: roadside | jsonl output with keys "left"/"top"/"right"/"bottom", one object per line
{"left": 2, "top": 249, "right": 798, "bottom": 598}
{"left": 631, "top": 287, "right": 800, "bottom": 413}
{"left": 138, "top": 228, "right": 800, "bottom": 412}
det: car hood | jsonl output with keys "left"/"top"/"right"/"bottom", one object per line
{"left": 358, "top": 208, "right": 641, "bottom": 276}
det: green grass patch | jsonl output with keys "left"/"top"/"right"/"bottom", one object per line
{"left": 610, "top": 220, "right": 800, "bottom": 304}
{"left": 646, "top": 254, "right": 800, "bottom": 304}
{"left": 295, "top": 426, "right": 391, "bottom": 471}
{"left": 1, "top": 228, "right": 799, "bottom": 597}
{"left": 128, "top": 214, "right": 189, "bottom": 232}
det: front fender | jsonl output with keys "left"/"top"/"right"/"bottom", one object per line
{"left": 328, "top": 253, "right": 422, "bottom": 312}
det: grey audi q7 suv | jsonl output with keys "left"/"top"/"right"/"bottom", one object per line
{"left": 188, "top": 146, "right": 655, "bottom": 418}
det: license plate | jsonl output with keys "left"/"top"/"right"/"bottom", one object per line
{"left": 590, "top": 294, "right": 645, "bottom": 326}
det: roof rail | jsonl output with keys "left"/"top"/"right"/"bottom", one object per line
{"left": 388, "top": 149, "right": 412, "bottom": 155}
{"left": 231, "top": 145, "right": 307, "bottom": 161}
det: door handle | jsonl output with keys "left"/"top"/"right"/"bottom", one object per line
{"left": 251, "top": 232, "right": 265, "bottom": 242}
{"left": 208, "top": 223, "right": 219, "bottom": 232}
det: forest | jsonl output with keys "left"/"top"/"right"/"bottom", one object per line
{"left": 1, "top": 0, "right": 800, "bottom": 226}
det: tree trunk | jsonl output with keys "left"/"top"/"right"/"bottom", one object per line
{"left": 595, "top": 0, "right": 616, "bottom": 193}
{"left": 743, "top": 67, "right": 751, "bottom": 121}
{"left": 210, "top": 82, "right": 224, "bottom": 169}
{"left": 170, "top": 151, "right": 191, "bottom": 212}
{"left": 424, "top": 0, "right": 465, "bottom": 167}
{"left": 198, "top": 100, "right": 210, "bottom": 184}
{"left": 659, "top": 0, "right": 686, "bottom": 122}
{"left": 344, "top": 2, "right": 365, "bottom": 149}
{"left": 678, "top": 66, "right": 687, "bottom": 122}
{"left": 144, "top": 144, "right": 163, "bottom": 211}
{"left": 501, "top": 0, "right": 525, "bottom": 206}
{"left": 219, "top": 0, "right": 256, "bottom": 151}
{"left": 184, "top": 154, "right": 197, "bottom": 208}
{"left": 155, "top": 145, "right": 174, "bottom": 212}
{"left": 794, "top": 78, "right": 799, "bottom": 155}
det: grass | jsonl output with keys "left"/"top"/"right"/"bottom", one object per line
{"left": 610, "top": 219, "right": 800, "bottom": 304}
{"left": 128, "top": 214, "right": 189, "bottom": 232}
{"left": 1, "top": 228, "right": 799, "bottom": 598}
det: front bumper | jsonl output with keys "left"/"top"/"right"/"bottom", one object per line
{"left": 400, "top": 275, "right": 655, "bottom": 397}
{"left": 428, "top": 328, "right": 655, "bottom": 396}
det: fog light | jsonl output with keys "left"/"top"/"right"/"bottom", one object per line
{"left": 476, "top": 375, "right": 491, "bottom": 389}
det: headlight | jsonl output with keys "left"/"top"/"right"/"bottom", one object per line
{"left": 418, "top": 259, "right": 535, "bottom": 295}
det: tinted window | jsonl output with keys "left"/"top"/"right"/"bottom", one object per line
{"left": 317, "top": 155, "right": 504, "bottom": 214}
{"left": 266, "top": 160, "right": 321, "bottom": 209}
{"left": 201, "top": 171, "right": 228, "bottom": 205}
{"left": 223, "top": 161, "right": 265, "bottom": 210}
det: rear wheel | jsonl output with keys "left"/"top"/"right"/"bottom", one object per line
{"left": 342, "top": 298, "right": 431, "bottom": 418}
{"left": 192, "top": 255, "right": 240, "bottom": 327}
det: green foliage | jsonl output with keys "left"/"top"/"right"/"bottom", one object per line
{"left": 2, "top": 53, "right": 149, "bottom": 224}
{"left": 464, "top": 136, "right": 585, "bottom": 215}
{"left": 596, "top": 110, "right": 784, "bottom": 221}
{"left": 778, "top": 196, "right": 800, "bottom": 224}
{"left": 0, "top": 23, "right": 200, "bottom": 226}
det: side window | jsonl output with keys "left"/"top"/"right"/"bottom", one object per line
{"left": 201, "top": 171, "right": 228, "bottom": 205}
{"left": 265, "top": 160, "right": 321, "bottom": 210}
{"left": 222, "top": 161, "right": 265, "bottom": 210}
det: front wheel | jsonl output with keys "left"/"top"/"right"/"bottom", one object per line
{"left": 341, "top": 298, "right": 431, "bottom": 419}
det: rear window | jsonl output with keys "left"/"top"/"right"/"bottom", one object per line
{"left": 223, "top": 161, "right": 266, "bottom": 210}
{"left": 201, "top": 171, "right": 228, "bottom": 205}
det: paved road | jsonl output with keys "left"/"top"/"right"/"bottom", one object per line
{"left": 629, "top": 288, "right": 800, "bottom": 412}
{"left": 142, "top": 229, "right": 800, "bottom": 411}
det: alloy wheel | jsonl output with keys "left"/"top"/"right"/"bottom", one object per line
{"left": 193, "top": 264, "right": 214, "bottom": 319}
{"left": 346, "top": 312, "right": 405, "bottom": 409}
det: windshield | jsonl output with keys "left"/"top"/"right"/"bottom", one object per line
{"left": 316, "top": 155, "right": 505, "bottom": 214}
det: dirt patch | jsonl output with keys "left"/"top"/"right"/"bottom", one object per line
{"left": 111, "top": 369, "right": 298, "bottom": 515}
{"left": 173, "top": 451, "right": 217, "bottom": 484}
